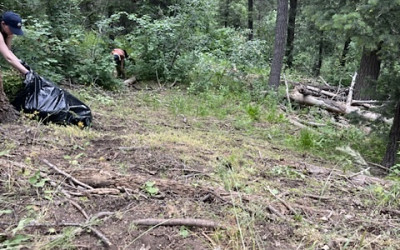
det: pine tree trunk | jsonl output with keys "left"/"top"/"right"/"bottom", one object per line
{"left": 354, "top": 46, "right": 382, "bottom": 100}
{"left": 224, "top": 0, "right": 230, "bottom": 27}
{"left": 339, "top": 37, "right": 351, "bottom": 67}
{"left": 248, "top": 0, "right": 254, "bottom": 40}
{"left": 268, "top": 0, "right": 289, "bottom": 89}
{"left": 312, "top": 34, "right": 323, "bottom": 77}
{"left": 382, "top": 101, "right": 400, "bottom": 169}
{"left": 0, "top": 73, "right": 18, "bottom": 123}
{"left": 285, "top": 0, "right": 297, "bottom": 69}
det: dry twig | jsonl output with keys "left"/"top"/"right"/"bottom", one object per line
{"left": 130, "top": 218, "right": 224, "bottom": 229}
{"left": 69, "top": 199, "right": 89, "bottom": 220}
{"left": 303, "top": 194, "right": 331, "bottom": 201}
{"left": 267, "top": 186, "right": 298, "bottom": 215}
{"left": 42, "top": 159, "right": 94, "bottom": 190}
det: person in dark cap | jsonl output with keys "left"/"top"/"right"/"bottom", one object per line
{"left": 0, "top": 11, "right": 29, "bottom": 76}
{"left": 0, "top": 11, "right": 29, "bottom": 122}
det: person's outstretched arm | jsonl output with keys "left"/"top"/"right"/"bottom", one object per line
{"left": 0, "top": 34, "right": 28, "bottom": 75}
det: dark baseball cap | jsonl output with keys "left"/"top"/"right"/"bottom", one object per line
{"left": 2, "top": 11, "right": 23, "bottom": 35}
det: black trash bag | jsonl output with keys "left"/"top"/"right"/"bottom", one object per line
{"left": 12, "top": 72, "right": 92, "bottom": 127}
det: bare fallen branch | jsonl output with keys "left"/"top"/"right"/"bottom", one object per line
{"left": 288, "top": 118, "right": 308, "bottom": 129}
{"left": 345, "top": 72, "right": 357, "bottom": 109}
{"left": 305, "top": 85, "right": 346, "bottom": 101}
{"left": 319, "top": 76, "right": 330, "bottom": 87}
{"left": 267, "top": 205, "right": 285, "bottom": 219}
{"left": 367, "top": 161, "right": 390, "bottom": 173}
{"left": 289, "top": 116, "right": 327, "bottom": 129}
{"left": 84, "top": 188, "right": 121, "bottom": 195}
{"left": 131, "top": 218, "right": 224, "bottom": 229}
{"left": 87, "top": 226, "right": 113, "bottom": 247}
{"left": 303, "top": 194, "right": 332, "bottom": 201}
{"left": 347, "top": 167, "right": 371, "bottom": 179}
{"left": 42, "top": 159, "right": 94, "bottom": 190}
{"left": 26, "top": 222, "right": 114, "bottom": 248}
{"left": 267, "top": 186, "right": 298, "bottom": 215}
{"left": 69, "top": 200, "right": 89, "bottom": 220}
{"left": 381, "top": 208, "right": 400, "bottom": 217}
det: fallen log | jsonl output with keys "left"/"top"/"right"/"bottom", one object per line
{"left": 290, "top": 87, "right": 346, "bottom": 113}
{"left": 303, "top": 85, "right": 347, "bottom": 101}
{"left": 123, "top": 76, "right": 137, "bottom": 86}
{"left": 290, "top": 86, "right": 392, "bottom": 124}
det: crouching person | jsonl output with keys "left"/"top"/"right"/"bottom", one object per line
{"left": 111, "top": 48, "right": 128, "bottom": 79}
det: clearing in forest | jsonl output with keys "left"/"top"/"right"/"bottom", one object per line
{"left": 1, "top": 83, "right": 399, "bottom": 249}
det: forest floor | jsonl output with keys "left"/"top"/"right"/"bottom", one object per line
{"left": 1, "top": 82, "right": 400, "bottom": 250}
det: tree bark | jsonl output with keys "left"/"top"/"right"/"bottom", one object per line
{"left": 339, "top": 37, "right": 351, "bottom": 67}
{"left": 354, "top": 45, "right": 382, "bottom": 100}
{"left": 312, "top": 32, "right": 323, "bottom": 77}
{"left": 248, "top": 0, "right": 254, "bottom": 40}
{"left": 285, "top": 0, "right": 297, "bottom": 69}
{"left": 224, "top": 0, "right": 230, "bottom": 27}
{"left": 268, "top": 0, "right": 289, "bottom": 89}
{"left": 382, "top": 101, "right": 400, "bottom": 169}
{"left": 0, "top": 73, "right": 18, "bottom": 123}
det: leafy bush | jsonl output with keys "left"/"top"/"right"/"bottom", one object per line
{"left": 69, "top": 31, "right": 121, "bottom": 89}
{"left": 100, "top": 0, "right": 220, "bottom": 83}
{"left": 2, "top": 71, "right": 23, "bottom": 102}
{"left": 12, "top": 17, "right": 120, "bottom": 88}
{"left": 187, "top": 54, "right": 231, "bottom": 93}
{"left": 13, "top": 18, "right": 65, "bottom": 83}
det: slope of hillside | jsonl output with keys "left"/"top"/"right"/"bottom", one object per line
{"left": 0, "top": 84, "right": 398, "bottom": 249}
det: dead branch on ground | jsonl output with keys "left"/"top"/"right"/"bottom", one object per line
{"left": 42, "top": 159, "right": 94, "bottom": 190}
{"left": 130, "top": 218, "right": 224, "bottom": 229}
{"left": 288, "top": 76, "right": 392, "bottom": 125}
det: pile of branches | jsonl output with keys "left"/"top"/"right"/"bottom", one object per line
{"left": 287, "top": 73, "right": 391, "bottom": 124}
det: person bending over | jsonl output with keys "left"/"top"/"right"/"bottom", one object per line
{"left": 0, "top": 11, "right": 29, "bottom": 122}
{"left": 111, "top": 48, "right": 128, "bottom": 79}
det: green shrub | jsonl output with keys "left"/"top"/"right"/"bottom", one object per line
{"left": 2, "top": 71, "right": 23, "bottom": 102}
{"left": 13, "top": 17, "right": 120, "bottom": 89}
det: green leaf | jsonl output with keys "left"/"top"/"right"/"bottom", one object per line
{"left": 144, "top": 181, "right": 159, "bottom": 196}
{"left": 0, "top": 234, "right": 30, "bottom": 248}
{"left": 12, "top": 218, "right": 33, "bottom": 235}
{"left": 270, "top": 189, "right": 280, "bottom": 196}
{"left": 0, "top": 209, "right": 13, "bottom": 215}
{"left": 0, "top": 150, "right": 10, "bottom": 157}
{"left": 368, "top": 0, "right": 378, "bottom": 5}
{"left": 63, "top": 155, "right": 72, "bottom": 160}
{"left": 28, "top": 171, "right": 48, "bottom": 188}
{"left": 179, "top": 226, "right": 189, "bottom": 238}
{"left": 74, "top": 153, "right": 85, "bottom": 159}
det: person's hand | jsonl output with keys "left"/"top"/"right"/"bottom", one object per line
{"left": 20, "top": 71, "right": 28, "bottom": 79}
{"left": 19, "top": 60, "right": 31, "bottom": 71}
{"left": 23, "top": 71, "right": 33, "bottom": 81}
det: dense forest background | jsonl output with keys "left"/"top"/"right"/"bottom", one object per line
{"left": 1, "top": 0, "right": 400, "bottom": 168}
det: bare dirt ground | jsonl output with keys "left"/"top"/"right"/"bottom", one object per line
{"left": 1, "top": 84, "right": 400, "bottom": 249}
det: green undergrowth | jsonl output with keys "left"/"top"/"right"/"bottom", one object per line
{"left": 101, "top": 87, "right": 388, "bottom": 168}
{"left": 68, "top": 83, "right": 391, "bottom": 171}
